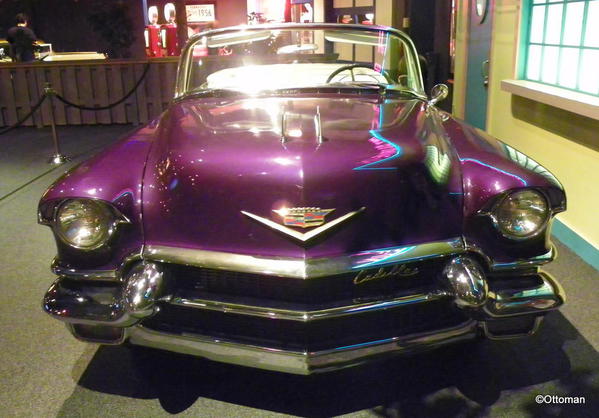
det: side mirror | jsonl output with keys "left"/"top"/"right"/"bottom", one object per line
{"left": 428, "top": 84, "right": 449, "bottom": 107}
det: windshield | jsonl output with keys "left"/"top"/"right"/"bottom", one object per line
{"left": 177, "top": 24, "right": 424, "bottom": 97}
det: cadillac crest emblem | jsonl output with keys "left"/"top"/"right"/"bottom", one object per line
{"left": 241, "top": 206, "right": 365, "bottom": 243}
{"left": 272, "top": 207, "right": 334, "bottom": 228}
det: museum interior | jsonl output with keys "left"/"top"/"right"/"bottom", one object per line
{"left": 0, "top": 0, "right": 598, "bottom": 416}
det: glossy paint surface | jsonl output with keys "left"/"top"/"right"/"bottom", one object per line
{"left": 39, "top": 92, "right": 565, "bottom": 266}
{"left": 141, "top": 95, "right": 465, "bottom": 258}
{"left": 40, "top": 125, "right": 158, "bottom": 269}
{"left": 442, "top": 118, "right": 565, "bottom": 262}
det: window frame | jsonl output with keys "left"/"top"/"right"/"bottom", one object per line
{"left": 520, "top": 0, "right": 599, "bottom": 97}
{"left": 174, "top": 23, "right": 426, "bottom": 98}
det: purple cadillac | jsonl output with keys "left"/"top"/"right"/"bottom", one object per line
{"left": 39, "top": 24, "right": 566, "bottom": 374}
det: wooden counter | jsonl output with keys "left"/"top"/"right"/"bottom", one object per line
{"left": 0, "top": 58, "right": 179, "bottom": 128}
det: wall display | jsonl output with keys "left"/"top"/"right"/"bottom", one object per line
{"left": 186, "top": 4, "right": 216, "bottom": 22}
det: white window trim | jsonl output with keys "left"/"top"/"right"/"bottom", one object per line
{"left": 501, "top": 79, "right": 599, "bottom": 121}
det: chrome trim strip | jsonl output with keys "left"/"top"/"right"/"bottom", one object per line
{"left": 127, "top": 321, "right": 477, "bottom": 374}
{"left": 483, "top": 270, "right": 565, "bottom": 317}
{"left": 171, "top": 267, "right": 564, "bottom": 321}
{"left": 50, "top": 251, "right": 142, "bottom": 281}
{"left": 314, "top": 106, "right": 324, "bottom": 144}
{"left": 51, "top": 257, "right": 118, "bottom": 280}
{"left": 241, "top": 207, "right": 366, "bottom": 243}
{"left": 480, "top": 316, "right": 544, "bottom": 340}
{"left": 52, "top": 240, "right": 553, "bottom": 281}
{"left": 308, "top": 321, "right": 477, "bottom": 371}
{"left": 465, "top": 241, "right": 556, "bottom": 272}
{"left": 171, "top": 291, "right": 449, "bottom": 322}
{"left": 67, "top": 324, "right": 126, "bottom": 345}
{"left": 280, "top": 109, "right": 287, "bottom": 143}
{"left": 143, "top": 238, "right": 465, "bottom": 279}
{"left": 490, "top": 246, "right": 556, "bottom": 271}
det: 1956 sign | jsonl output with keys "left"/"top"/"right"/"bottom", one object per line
{"left": 186, "top": 4, "right": 215, "bottom": 22}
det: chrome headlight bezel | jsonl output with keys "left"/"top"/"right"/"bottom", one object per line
{"left": 488, "top": 189, "right": 550, "bottom": 241}
{"left": 42, "top": 198, "right": 130, "bottom": 251}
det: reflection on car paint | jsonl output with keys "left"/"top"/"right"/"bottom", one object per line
{"left": 424, "top": 145, "right": 451, "bottom": 185}
{"left": 459, "top": 158, "right": 528, "bottom": 186}
{"left": 353, "top": 130, "right": 402, "bottom": 171}
{"left": 352, "top": 245, "right": 417, "bottom": 269}
{"left": 502, "top": 144, "right": 561, "bottom": 187}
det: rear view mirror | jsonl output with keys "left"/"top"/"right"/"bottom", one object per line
{"left": 428, "top": 84, "right": 448, "bottom": 106}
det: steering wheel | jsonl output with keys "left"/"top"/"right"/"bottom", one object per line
{"left": 325, "top": 63, "right": 392, "bottom": 84}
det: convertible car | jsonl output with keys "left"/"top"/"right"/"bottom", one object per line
{"left": 39, "top": 24, "right": 566, "bottom": 375}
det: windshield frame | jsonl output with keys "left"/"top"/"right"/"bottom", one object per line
{"left": 174, "top": 23, "right": 425, "bottom": 99}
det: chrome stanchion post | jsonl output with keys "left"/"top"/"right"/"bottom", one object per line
{"left": 44, "top": 82, "right": 70, "bottom": 165}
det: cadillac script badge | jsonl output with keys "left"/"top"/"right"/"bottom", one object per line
{"left": 272, "top": 207, "right": 334, "bottom": 228}
{"left": 353, "top": 264, "right": 419, "bottom": 285}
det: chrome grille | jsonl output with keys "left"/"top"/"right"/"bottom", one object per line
{"left": 166, "top": 257, "right": 449, "bottom": 308}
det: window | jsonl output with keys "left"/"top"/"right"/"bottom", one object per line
{"left": 523, "top": 0, "right": 599, "bottom": 96}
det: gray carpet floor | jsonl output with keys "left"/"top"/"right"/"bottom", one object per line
{"left": 0, "top": 125, "right": 597, "bottom": 417}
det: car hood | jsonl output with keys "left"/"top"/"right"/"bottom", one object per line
{"left": 142, "top": 95, "right": 464, "bottom": 258}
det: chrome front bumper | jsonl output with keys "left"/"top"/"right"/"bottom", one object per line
{"left": 43, "top": 253, "right": 565, "bottom": 374}
{"left": 126, "top": 321, "right": 479, "bottom": 374}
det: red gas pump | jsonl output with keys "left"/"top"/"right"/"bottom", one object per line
{"left": 161, "top": 3, "right": 180, "bottom": 56}
{"left": 160, "top": 24, "right": 179, "bottom": 56}
{"left": 144, "top": 6, "right": 163, "bottom": 58}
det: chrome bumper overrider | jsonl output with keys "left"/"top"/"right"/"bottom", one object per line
{"left": 43, "top": 263, "right": 165, "bottom": 327}
{"left": 43, "top": 250, "right": 566, "bottom": 374}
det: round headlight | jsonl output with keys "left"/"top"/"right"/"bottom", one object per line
{"left": 494, "top": 190, "right": 549, "bottom": 239}
{"left": 55, "top": 199, "right": 114, "bottom": 249}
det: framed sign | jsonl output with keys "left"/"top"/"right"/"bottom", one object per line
{"left": 186, "top": 4, "right": 216, "bottom": 22}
